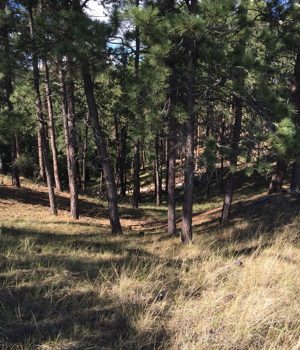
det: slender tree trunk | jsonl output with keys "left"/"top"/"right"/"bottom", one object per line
{"left": 81, "top": 63, "right": 122, "bottom": 234}
{"left": 44, "top": 60, "right": 62, "bottom": 192}
{"left": 65, "top": 60, "right": 79, "bottom": 219}
{"left": 154, "top": 135, "right": 162, "bottom": 205}
{"left": 59, "top": 62, "right": 79, "bottom": 219}
{"left": 132, "top": 0, "right": 141, "bottom": 208}
{"left": 290, "top": 51, "right": 300, "bottom": 191}
{"left": 269, "top": 160, "right": 288, "bottom": 194}
{"left": 221, "top": 95, "right": 242, "bottom": 225}
{"left": 81, "top": 115, "right": 89, "bottom": 192}
{"left": 2, "top": 14, "right": 20, "bottom": 188}
{"left": 163, "top": 0, "right": 178, "bottom": 236}
{"left": 290, "top": 161, "right": 300, "bottom": 193}
{"left": 165, "top": 135, "right": 169, "bottom": 192}
{"left": 141, "top": 143, "right": 146, "bottom": 170}
{"left": 37, "top": 128, "right": 46, "bottom": 181}
{"left": 181, "top": 0, "right": 197, "bottom": 243}
{"left": 120, "top": 126, "right": 127, "bottom": 197}
{"left": 132, "top": 141, "right": 141, "bottom": 207}
{"left": 114, "top": 114, "right": 121, "bottom": 192}
{"left": 59, "top": 65, "right": 71, "bottom": 173}
{"left": 11, "top": 135, "right": 20, "bottom": 187}
{"left": 168, "top": 116, "right": 177, "bottom": 235}
{"left": 28, "top": 6, "right": 57, "bottom": 215}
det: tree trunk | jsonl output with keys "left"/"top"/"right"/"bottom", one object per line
{"left": 2, "top": 15, "right": 20, "bottom": 188}
{"left": 154, "top": 135, "right": 162, "bottom": 205}
{"left": 290, "top": 51, "right": 300, "bottom": 191}
{"left": 120, "top": 126, "right": 127, "bottom": 197}
{"left": 290, "top": 161, "right": 300, "bottom": 193}
{"left": 11, "top": 135, "right": 20, "bottom": 188}
{"left": 81, "top": 63, "right": 122, "bottom": 235}
{"left": 28, "top": 6, "right": 57, "bottom": 215}
{"left": 81, "top": 115, "right": 89, "bottom": 192}
{"left": 114, "top": 114, "right": 121, "bottom": 192}
{"left": 168, "top": 116, "right": 177, "bottom": 235}
{"left": 59, "top": 62, "right": 79, "bottom": 219}
{"left": 44, "top": 60, "right": 62, "bottom": 192}
{"left": 163, "top": 0, "right": 178, "bottom": 236}
{"left": 132, "top": 0, "right": 142, "bottom": 208}
{"left": 132, "top": 141, "right": 141, "bottom": 207}
{"left": 65, "top": 60, "right": 79, "bottom": 219}
{"left": 37, "top": 128, "right": 46, "bottom": 181}
{"left": 268, "top": 160, "right": 288, "bottom": 194}
{"left": 221, "top": 95, "right": 242, "bottom": 225}
{"left": 181, "top": 0, "right": 197, "bottom": 243}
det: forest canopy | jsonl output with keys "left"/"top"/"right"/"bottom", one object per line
{"left": 1, "top": 0, "right": 300, "bottom": 241}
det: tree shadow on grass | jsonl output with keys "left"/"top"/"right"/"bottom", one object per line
{"left": 192, "top": 192, "right": 300, "bottom": 258}
{"left": 0, "top": 226, "right": 171, "bottom": 349}
{"left": 0, "top": 185, "right": 166, "bottom": 222}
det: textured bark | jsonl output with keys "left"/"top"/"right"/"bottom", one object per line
{"left": 290, "top": 161, "right": 300, "bottom": 193}
{"left": 37, "top": 128, "right": 46, "bottom": 181}
{"left": 58, "top": 63, "right": 79, "bottom": 219}
{"left": 65, "top": 60, "right": 79, "bottom": 219}
{"left": 132, "top": 0, "right": 141, "bottom": 208}
{"left": 28, "top": 6, "right": 57, "bottom": 215}
{"left": 11, "top": 135, "right": 20, "bottom": 188}
{"left": 132, "top": 141, "right": 141, "bottom": 208}
{"left": 120, "top": 126, "right": 127, "bottom": 197}
{"left": 154, "top": 135, "right": 162, "bottom": 206}
{"left": 268, "top": 160, "right": 288, "bottom": 194}
{"left": 1, "top": 13, "right": 20, "bottom": 188}
{"left": 290, "top": 51, "right": 300, "bottom": 191}
{"left": 291, "top": 51, "right": 300, "bottom": 120}
{"left": 221, "top": 95, "right": 242, "bottom": 225}
{"left": 168, "top": 119, "right": 177, "bottom": 235}
{"left": 181, "top": 0, "right": 197, "bottom": 243}
{"left": 81, "top": 63, "right": 122, "bottom": 234}
{"left": 44, "top": 60, "right": 62, "bottom": 192}
{"left": 81, "top": 115, "right": 89, "bottom": 192}
{"left": 163, "top": 0, "right": 177, "bottom": 236}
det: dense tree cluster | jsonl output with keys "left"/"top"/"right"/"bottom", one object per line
{"left": 1, "top": 0, "right": 300, "bottom": 242}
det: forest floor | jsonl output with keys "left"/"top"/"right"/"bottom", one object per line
{"left": 0, "top": 175, "right": 300, "bottom": 349}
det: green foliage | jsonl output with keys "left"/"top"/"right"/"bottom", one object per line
{"left": 202, "top": 137, "right": 218, "bottom": 171}
{"left": 269, "top": 117, "right": 298, "bottom": 159}
{"left": 14, "top": 153, "right": 37, "bottom": 177}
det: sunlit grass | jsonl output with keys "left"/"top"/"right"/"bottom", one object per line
{"left": 0, "top": 175, "right": 300, "bottom": 349}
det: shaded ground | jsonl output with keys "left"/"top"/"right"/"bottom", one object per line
{"left": 0, "top": 176, "right": 300, "bottom": 349}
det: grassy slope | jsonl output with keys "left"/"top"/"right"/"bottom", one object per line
{"left": 0, "top": 175, "right": 300, "bottom": 350}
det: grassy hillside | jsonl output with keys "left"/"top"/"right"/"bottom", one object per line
{"left": 0, "top": 176, "right": 300, "bottom": 349}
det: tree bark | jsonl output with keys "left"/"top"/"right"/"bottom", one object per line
{"left": 154, "top": 135, "right": 162, "bottom": 205}
{"left": 81, "top": 63, "right": 123, "bottom": 234}
{"left": 11, "top": 135, "right": 20, "bottom": 188}
{"left": 120, "top": 126, "right": 127, "bottom": 197}
{"left": 132, "top": 141, "right": 141, "bottom": 207}
{"left": 132, "top": 0, "right": 141, "bottom": 208}
{"left": 290, "top": 161, "right": 300, "bottom": 193}
{"left": 58, "top": 61, "right": 79, "bottom": 219}
{"left": 269, "top": 160, "right": 288, "bottom": 194}
{"left": 168, "top": 116, "right": 177, "bottom": 235}
{"left": 290, "top": 51, "right": 300, "bottom": 192}
{"left": 163, "top": 0, "right": 178, "bottom": 236}
{"left": 44, "top": 60, "right": 62, "bottom": 192}
{"left": 181, "top": 0, "right": 197, "bottom": 243}
{"left": 37, "top": 128, "right": 46, "bottom": 181}
{"left": 81, "top": 114, "right": 89, "bottom": 192}
{"left": 1, "top": 11, "right": 20, "bottom": 188}
{"left": 28, "top": 6, "right": 57, "bottom": 215}
{"left": 65, "top": 60, "right": 79, "bottom": 219}
{"left": 221, "top": 95, "right": 242, "bottom": 225}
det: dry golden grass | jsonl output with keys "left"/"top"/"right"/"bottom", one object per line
{"left": 0, "top": 176, "right": 300, "bottom": 349}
